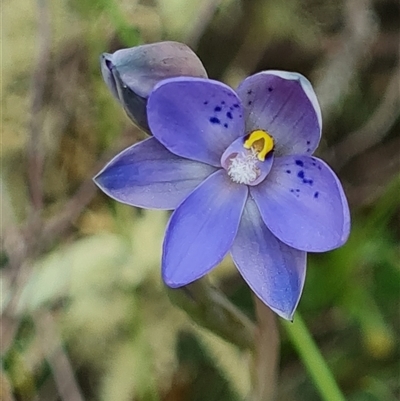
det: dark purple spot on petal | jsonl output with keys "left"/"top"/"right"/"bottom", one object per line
{"left": 224, "top": 123, "right": 228, "bottom": 128}
{"left": 286, "top": 170, "right": 291, "bottom": 174}
{"left": 233, "top": 103, "right": 240, "bottom": 108}
{"left": 248, "top": 101, "right": 252, "bottom": 106}
{"left": 295, "top": 160, "right": 304, "bottom": 167}
{"left": 226, "top": 111, "right": 233, "bottom": 119}
{"left": 209, "top": 117, "right": 220, "bottom": 124}
{"left": 307, "top": 141, "right": 311, "bottom": 145}
{"left": 221, "top": 100, "right": 225, "bottom": 105}
{"left": 290, "top": 189, "right": 294, "bottom": 193}
{"left": 214, "top": 106, "right": 222, "bottom": 112}
{"left": 268, "top": 87, "right": 273, "bottom": 92}
{"left": 314, "top": 191, "right": 319, "bottom": 198}
{"left": 312, "top": 162, "right": 316, "bottom": 166}
{"left": 203, "top": 101, "right": 208, "bottom": 105}
{"left": 303, "top": 179, "right": 313, "bottom": 185}
{"left": 307, "top": 148, "right": 311, "bottom": 152}
{"left": 247, "top": 89, "right": 252, "bottom": 95}
{"left": 297, "top": 170, "right": 305, "bottom": 179}
{"left": 296, "top": 189, "right": 300, "bottom": 192}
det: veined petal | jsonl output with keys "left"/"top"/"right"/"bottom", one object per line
{"left": 147, "top": 77, "right": 245, "bottom": 166}
{"left": 251, "top": 155, "right": 350, "bottom": 252}
{"left": 94, "top": 137, "right": 217, "bottom": 210}
{"left": 231, "top": 198, "right": 306, "bottom": 320}
{"left": 162, "top": 170, "right": 248, "bottom": 287}
{"left": 237, "top": 71, "right": 322, "bottom": 156}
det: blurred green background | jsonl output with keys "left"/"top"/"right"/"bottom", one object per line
{"left": 2, "top": 0, "right": 399, "bottom": 400}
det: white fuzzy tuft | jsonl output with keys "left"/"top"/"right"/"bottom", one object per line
{"left": 227, "top": 150, "right": 259, "bottom": 185}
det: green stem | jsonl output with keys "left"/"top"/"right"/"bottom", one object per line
{"left": 167, "top": 278, "right": 255, "bottom": 350}
{"left": 282, "top": 314, "right": 346, "bottom": 401}
{"left": 250, "top": 296, "right": 280, "bottom": 401}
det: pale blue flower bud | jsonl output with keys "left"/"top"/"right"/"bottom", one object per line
{"left": 101, "top": 41, "right": 208, "bottom": 132}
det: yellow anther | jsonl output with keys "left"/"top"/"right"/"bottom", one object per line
{"left": 243, "top": 130, "right": 274, "bottom": 161}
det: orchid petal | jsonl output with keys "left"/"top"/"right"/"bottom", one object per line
{"left": 94, "top": 137, "right": 217, "bottom": 210}
{"left": 162, "top": 170, "right": 248, "bottom": 286}
{"left": 147, "top": 77, "right": 245, "bottom": 166}
{"left": 231, "top": 198, "right": 306, "bottom": 320}
{"left": 251, "top": 155, "right": 350, "bottom": 252}
{"left": 237, "top": 71, "right": 322, "bottom": 156}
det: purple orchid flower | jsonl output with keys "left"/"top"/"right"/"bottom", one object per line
{"left": 94, "top": 71, "right": 350, "bottom": 320}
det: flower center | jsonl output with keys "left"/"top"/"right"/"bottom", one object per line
{"left": 224, "top": 130, "right": 275, "bottom": 186}
{"left": 227, "top": 148, "right": 259, "bottom": 184}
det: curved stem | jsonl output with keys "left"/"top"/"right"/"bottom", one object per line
{"left": 167, "top": 278, "right": 255, "bottom": 350}
{"left": 282, "top": 314, "right": 346, "bottom": 401}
